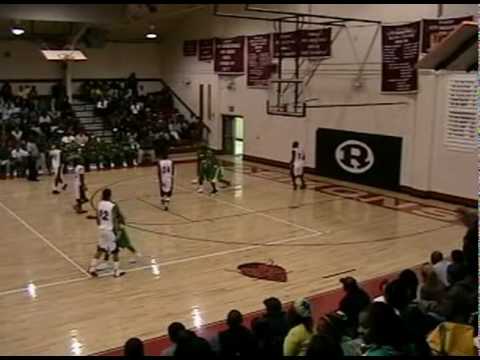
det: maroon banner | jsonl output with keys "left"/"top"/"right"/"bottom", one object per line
{"left": 299, "top": 28, "right": 332, "bottom": 57}
{"left": 198, "top": 39, "right": 214, "bottom": 61}
{"left": 381, "top": 21, "right": 421, "bottom": 93}
{"left": 273, "top": 31, "right": 299, "bottom": 58}
{"left": 421, "top": 16, "right": 474, "bottom": 53}
{"left": 214, "top": 36, "right": 245, "bottom": 74}
{"left": 247, "top": 34, "right": 272, "bottom": 88}
{"left": 183, "top": 40, "right": 197, "bottom": 57}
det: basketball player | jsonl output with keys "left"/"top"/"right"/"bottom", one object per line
{"left": 50, "top": 144, "right": 67, "bottom": 194}
{"left": 290, "top": 141, "right": 306, "bottom": 190}
{"left": 73, "top": 158, "right": 88, "bottom": 214}
{"left": 88, "top": 188, "right": 125, "bottom": 278}
{"left": 157, "top": 152, "right": 174, "bottom": 211}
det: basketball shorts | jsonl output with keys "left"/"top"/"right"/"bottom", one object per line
{"left": 292, "top": 163, "right": 304, "bottom": 177}
{"left": 98, "top": 229, "right": 119, "bottom": 253}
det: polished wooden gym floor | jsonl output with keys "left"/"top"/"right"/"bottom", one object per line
{"left": 0, "top": 157, "right": 465, "bottom": 355}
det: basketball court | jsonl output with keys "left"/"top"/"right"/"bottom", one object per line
{"left": 0, "top": 157, "right": 464, "bottom": 355}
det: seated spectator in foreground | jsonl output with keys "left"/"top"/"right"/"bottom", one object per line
{"left": 447, "top": 249, "right": 466, "bottom": 285}
{"left": 385, "top": 279, "right": 435, "bottom": 356}
{"left": 283, "top": 298, "right": 314, "bottom": 356}
{"left": 419, "top": 263, "right": 446, "bottom": 303}
{"left": 174, "top": 327, "right": 214, "bottom": 357}
{"left": 398, "top": 268, "right": 420, "bottom": 302}
{"left": 218, "top": 309, "right": 257, "bottom": 356}
{"left": 425, "top": 262, "right": 476, "bottom": 325}
{"left": 315, "top": 311, "right": 362, "bottom": 356}
{"left": 61, "top": 131, "right": 75, "bottom": 145}
{"left": 430, "top": 251, "right": 451, "bottom": 287}
{"left": 363, "top": 302, "right": 417, "bottom": 356}
{"left": 254, "top": 297, "right": 289, "bottom": 357}
{"left": 338, "top": 277, "right": 371, "bottom": 333}
{"left": 306, "top": 334, "right": 344, "bottom": 358}
{"left": 124, "top": 337, "right": 144, "bottom": 357}
{"left": 161, "top": 322, "right": 185, "bottom": 356}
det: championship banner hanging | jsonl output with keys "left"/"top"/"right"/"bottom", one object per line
{"left": 298, "top": 28, "right": 332, "bottom": 57}
{"left": 381, "top": 21, "right": 421, "bottom": 93}
{"left": 198, "top": 39, "right": 214, "bottom": 61}
{"left": 421, "top": 16, "right": 474, "bottom": 53}
{"left": 247, "top": 33, "right": 272, "bottom": 88}
{"left": 183, "top": 40, "right": 197, "bottom": 57}
{"left": 273, "top": 31, "right": 299, "bottom": 58}
{"left": 214, "top": 36, "right": 245, "bottom": 74}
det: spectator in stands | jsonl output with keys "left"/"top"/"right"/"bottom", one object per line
{"left": 127, "top": 72, "right": 138, "bottom": 98}
{"left": 398, "top": 269, "right": 419, "bottom": 302}
{"left": 447, "top": 249, "right": 466, "bottom": 284}
{"left": 137, "top": 130, "right": 155, "bottom": 165}
{"left": 62, "top": 131, "right": 75, "bottom": 145}
{"left": 315, "top": 311, "right": 363, "bottom": 356}
{"left": 11, "top": 143, "right": 28, "bottom": 178}
{"left": 283, "top": 298, "right": 314, "bottom": 356}
{"left": 425, "top": 261, "right": 476, "bottom": 325}
{"left": 39, "top": 110, "right": 52, "bottom": 136}
{"left": 11, "top": 126, "right": 23, "bottom": 144}
{"left": 362, "top": 302, "right": 416, "bottom": 356}
{"left": 255, "top": 297, "right": 289, "bottom": 357}
{"left": 338, "top": 277, "right": 371, "bottom": 333}
{"left": 384, "top": 279, "right": 435, "bottom": 356}
{"left": 430, "top": 251, "right": 451, "bottom": 287}
{"left": 419, "top": 263, "right": 446, "bottom": 303}
{"left": 306, "top": 334, "right": 344, "bottom": 358}
{"left": 161, "top": 322, "right": 185, "bottom": 356}
{"left": 173, "top": 328, "right": 214, "bottom": 356}
{"left": 75, "top": 130, "right": 89, "bottom": 147}
{"left": 218, "top": 309, "right": 257, "bottom": 356}
{"left": 456, "top": 207, "right": 478, "bottom": 278}
{"left": 1, "top": 81, "right": 13, "bottom": 101}
{"left": 123, "top": 337, "right": 144, "bottom": 357}
{"left": 130, "top": 99, "right": 142, "bottom": 116}
{"left": 0, "top": 142, "right": 11, "bottom": 179}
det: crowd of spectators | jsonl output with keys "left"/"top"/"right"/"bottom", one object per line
{"left": 123, "top": 209, "right": 478, "bottom": 357}
{"left": 0, "top": 74, "right": 205, "bottom": 179}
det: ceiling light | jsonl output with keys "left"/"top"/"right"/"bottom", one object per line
{"left": 11, "top": 26, "right": 25, "bottom": 36}
{"left": 145, "top": 25, "right": 157, "bottom": 39}
{"left": 146, "top": 32, "right": 157, "bottom": 39}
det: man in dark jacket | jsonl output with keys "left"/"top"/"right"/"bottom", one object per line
{"left": 218, "top": 310, "right": 257, "bottom": 356}
{"left": 338, "top": 277, "right": 371, "bottom": 333}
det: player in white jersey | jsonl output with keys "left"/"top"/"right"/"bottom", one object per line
{"left": 157, "top": 152, "right": 174, "bottom": 211}
{"left": 50, "top": 145, "right": 68, "bottom": 194}
{"left": 290, "top": 141, "right": 306, "bottom": 190}
{"left": 73, "top": 158, "right": 88, "bottom": 214}
{"left": 88, "top": 188, "right": 125, "bottom": 278}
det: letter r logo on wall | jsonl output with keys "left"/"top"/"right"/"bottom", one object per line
{"left": 335, "top": 140, "right": 374, "bottom": 174}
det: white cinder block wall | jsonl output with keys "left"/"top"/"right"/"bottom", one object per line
{"left": 160, "top": 4, "right": 477, "bottom": 200}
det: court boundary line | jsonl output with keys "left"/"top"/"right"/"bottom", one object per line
{"left": 0, "top": 200, "right": 91, "bottom": 278}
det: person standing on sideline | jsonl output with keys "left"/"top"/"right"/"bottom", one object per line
{"left": 157, "top": 151, "right": 174, "bottom": 211}
{"left": 88, "top": 188, "right": 125, "bottom": 278}
{"left": 50, "top": 144, "right": 67, "bottom": 194}
{"left": 26, "top": 138, "right": 40, "bottom": 181}
{"left": 73, "top": 158, "right": 88, "bottom": 214}
{"left": 290, "top": 141, "right": 306, "bottom": 190}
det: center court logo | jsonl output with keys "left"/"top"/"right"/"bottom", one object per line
{"left": 335, "top": 140, "right": 374, "bottom": 174}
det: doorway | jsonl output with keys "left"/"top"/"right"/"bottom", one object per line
{"left": 222, "top": 115, "right": 244, "bottom": 156}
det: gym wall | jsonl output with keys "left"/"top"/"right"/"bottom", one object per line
{"left": 160, "top": 4, "right": 477, "bottom": 201}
